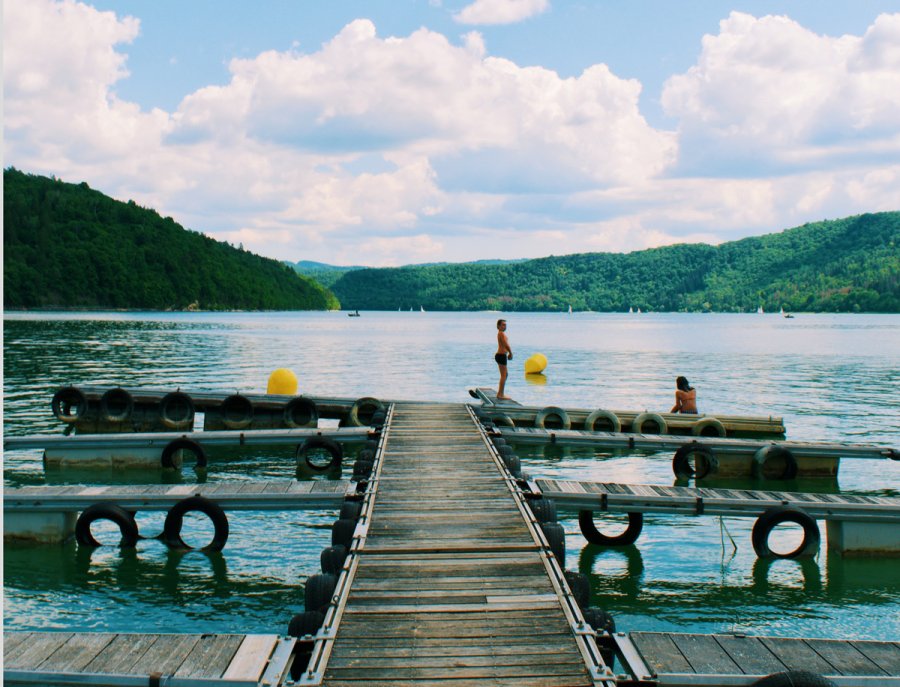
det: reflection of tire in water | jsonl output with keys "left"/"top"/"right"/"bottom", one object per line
{"left": 751, "top": 557, "right": 822, "bottom": 597}
{"left": 163, "top": 548, "right": 229, "bottom": 596}
{"left": 578, "top": 544, "right": 644, "bottom": 601}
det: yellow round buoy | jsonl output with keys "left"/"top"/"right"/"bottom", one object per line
{"left": 524, "top": 353, "right": 547, "bottom": 375}
{"left": 267, "top": 368, "right": 298, "bottom": 395}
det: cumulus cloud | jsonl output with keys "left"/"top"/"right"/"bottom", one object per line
{"left": 454, "top": 0, "right": 549, "bottom": 26}
{"left": 3, "top": 0, "right": 898, "bottom": 267}
{"left": 662, "top": 11, "right": 900, "bottom": 174}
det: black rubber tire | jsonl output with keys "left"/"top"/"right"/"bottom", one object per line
{"left": 221, "top": 393, "right": 253, "bottom": 429}
{"left": 751, "top": 670, "right": 836, "bottom": 687}
{"left": 290, "top": 650, "right": 313, "bottom": 682}
{"left": 75, "top": 503, "right": 140, "bottom": 548}
{"left": 751, "top": 506, "right": 819, "bottom": 559}
{"left": 358, "top": 449, "right": 376, "bottom": 462}
{"left": 579, "top": 511, "right": 643, "bottom": 546}
{"left": 288, "top": 610, "right": 324, "bottom": 638}
{"left": 752, "top": 445, "right": 799, "bottom": 480}
{"left": 332, "top": 518, "right": 357, "bottom": 547}
{"left": 631, "top": 412, "right": 667, "bottom": 434}
{"left": 564, "top": 571, "right": 590, "bottom": 609}
{"left": 305, "top": 573, "right": 338, "bottom": 613}
{"left": 584, "top": 409, "right": 621, "bottom": 433}
{"left": 52, "top": 386, "right": 88, "bottom": 423}
{"left": 159, "top": 391, "right": 195, "bottom": 430}
{"left": 99, "top": 387, "right": 133, "bottom": 423}
{"left": 347, "top": 397, "right": 384, "bottom": 426}
{"left": 284, "top": 397, "right": 318, "bottom": 428}
{"left": 352, "top": 460, "right": 374, "bottom": 480}
{"left": 504, "top": 454, "right": 522, "bottom": 477}
{"left": 582, "top": 605, "right": 616, "bottom": 635}
{"left": 160, "top": 438, "right": 207, "bottom": 469}
{"left": 540, "top": 522, "right": 566, "bottom": 568}
{"left": 534, "top": 406, "right": 572, "bottom": 430}
{"left": 340, "top": 501, "right": 362, "bottom": 521}
{"left": 364, "top": 439, "right": 379, "bottom": 451}
{"left": 297, "top": 437, "right": 343, "bottom": 471}
{"left": 672, "top": 442, "right": 718, "bottom": 479}
{"left": 692, "top": 417, "right": 726, "bottom": 437}
{"left": 528, "top": 498, "right": 557, "bottom": 523}
{"left": 492, "top": 437, "right": 507, "bottom": 448}
{"left": 320, "top": 545, "right": 348, "bottom": 575}
{"left": 490, "top": 413, "right": 516, "bottom": 428}
{"left": 162, "top": 496, "right": 229, "bottom": 551}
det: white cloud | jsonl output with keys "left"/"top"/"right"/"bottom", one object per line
{"left": 454, "top": 0, "right": 549, "bottom": 26}
{"left": 3, "top": 1, "right": 897, "bottom": 268}
{"left": 662, "top": 11, "right": 900, "bottom": 173}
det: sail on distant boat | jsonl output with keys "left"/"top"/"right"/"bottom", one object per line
{"left": 568, "top": 305, "right": 572, "bottom": 314}
{"left": 629, "top": 307, "right": 633, "bottom": 314}
{"left": 420, "top": 305, "right": 425, "bottom": 312}
{"left": 757, "top": 305, "right": 764, "bottom": 314}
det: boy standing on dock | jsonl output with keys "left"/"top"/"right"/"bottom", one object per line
{"left": 495, "top": 319, "right": 513, "bottom": 400}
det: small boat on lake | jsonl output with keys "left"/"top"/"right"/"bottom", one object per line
{"left": 348, "top": 310, "right": 361, "bottom": 317}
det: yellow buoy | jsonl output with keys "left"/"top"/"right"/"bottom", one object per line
{"left": 267, "top": 368, "right": 298, "bottom": 395}
{"left": 524, "top": 353, "right": 547, "bottom": 374}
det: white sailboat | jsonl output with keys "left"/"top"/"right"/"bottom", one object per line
{"left": 628, "top": 306, "right": 633, "bottom": 314}
{"left": 420, "top": 305, "right": 425, "bottom": 313}
{"left": 568, "top": 305, "right": 572, "bottom": 314}
{"left": 757, "top": 305, "right": 764, "bottom": 314}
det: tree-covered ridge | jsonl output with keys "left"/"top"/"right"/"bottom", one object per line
{"left": 329, "top": 213, "right": 899, "bottom": 313}
{"left": 3, "top": 169, "right": 339, "bottom": 311}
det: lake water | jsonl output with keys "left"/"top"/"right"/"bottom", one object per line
{"left": 3, "top": 311, "right": 899, "bottom": 642}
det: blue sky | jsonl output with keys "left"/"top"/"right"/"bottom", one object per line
{"left": 5, "top": 0, "right": 900, "bottom": 266}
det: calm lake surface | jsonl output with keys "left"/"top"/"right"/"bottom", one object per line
{"left": 4, "top": 311, "right": 899, "bottom": 642}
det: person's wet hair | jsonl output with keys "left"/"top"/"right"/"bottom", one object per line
{"left": 676, "top": 376, "right": 692, "bottom": 391}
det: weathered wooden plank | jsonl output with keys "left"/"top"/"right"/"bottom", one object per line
{"left": 221, "top": 634, "right": 279, "bottom": 681}
{"left": 36, "top": 633, "right": 117, "bottom": 672}
{"left": 805, "top": 638, "right": 888, "bottom": 676}
{"left": 82, "top": 633, "right": 161, "bottom": 674}
{"left": 4, "top": 632, "right": 73, "bottom": 669}
{"left": 714, "top": 634, "right": 786, "bottom": 675}
{"left": 673, "top": 633, "right": 742, "bottom": 674}
{"left": 174, "top": 633, "right": 243, "bottom": 678}
{"left": 850, "top": 640, "right": 900, "bottom": 674}
{"left": 759, "top": 637, "right": 836, "bottom": 674}
{"left": 128, "top": 634, "right": 200, "bottom": 675}
{"left": 631, "top": 633, "right": 693, "bottom": 674}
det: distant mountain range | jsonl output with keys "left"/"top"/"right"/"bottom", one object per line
{"left": 295, "top": 214, "right": 900, "bottom": 313}
{"left": 4, "top": 168, "right": 897, "bottom": 313}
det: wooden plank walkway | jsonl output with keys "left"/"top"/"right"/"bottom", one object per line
{"left": 3, "top": 480, "right": 352, "bottom": 512}
{"left": 614, "top": 631, "right": 900, "bottom": 685}
{"left": 305, "top": 402, "right": 610, "bottom": 687}
{"left": 3, "top": 631, "right": 295, "bottom": 686}
{"left": 501, "top": 427, "right": 899, "bottom": 461}
{"left": 535, "top": 479, "right": 900, "bottom": 523}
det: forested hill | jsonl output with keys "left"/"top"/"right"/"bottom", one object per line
{"left": 3, "top": 169, "right": 339, "bottom": 311}
{"left": 329, "top": 213, "right": 899, "bottom": 313}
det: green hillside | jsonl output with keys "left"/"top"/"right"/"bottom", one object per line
{"left": 328, "top": 213, "right": 899, "bottom": 313}
{"left": 3, "top": 169, "right": 339, "bottom": 311}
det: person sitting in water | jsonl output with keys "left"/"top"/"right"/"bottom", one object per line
{"left": 671, "top": 376, "right": 698, "bottom": 414}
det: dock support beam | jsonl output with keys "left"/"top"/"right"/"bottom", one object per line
{"left": 827, "top": 520, "right": 900, "bottom": 556}
{"left": 4, "top": 511, "right": 76, "bottom": 544}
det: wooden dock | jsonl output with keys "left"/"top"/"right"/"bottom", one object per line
{"left": 500, "top": 427, "right": 898, "bottom": 462}
{"left": 3, "top": 480, "right": 352, "bottom": 513}
{"left": 613, "top": 631, "right": 900, "bottom": 686}
{"left": 471, "top": 388, "right": 786, "bottom": 438}
{"left": 534, "top": 478, "right": 900, "bottom": 522}
{"left": 302, "top": 402, "right": 611, "bottom": 686}
{"left": 3, "top": 631, "right": 295, "bottom": 686}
